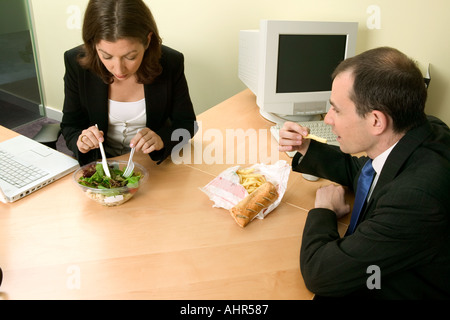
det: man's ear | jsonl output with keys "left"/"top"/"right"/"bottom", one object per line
{"left": 369, "top": 110, "right": 389, "bottom": 136}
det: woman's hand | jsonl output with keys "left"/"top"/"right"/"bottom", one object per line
{"left": 77, "top": 126, "right": 104, "bottom": 153}
{"left": 130, "top": 127, "right": 164, "bottom": 154}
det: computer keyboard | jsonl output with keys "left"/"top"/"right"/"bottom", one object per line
{"left": 0, "top": 150, "right": 49, "bottom": 188}
{"left": 270, "top": 120, "right": 339, "bottom": 157}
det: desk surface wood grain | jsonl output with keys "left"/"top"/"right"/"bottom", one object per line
{"left": 0, "top": 90, "right": 348, "bottom": 300}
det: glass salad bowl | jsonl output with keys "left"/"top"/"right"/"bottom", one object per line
{"left": 73, "top": 160, "right": 148, "bottom": 206}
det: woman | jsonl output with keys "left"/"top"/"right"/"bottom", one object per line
{"left": 61, "top": 0, "right": 197, "bottom": 165}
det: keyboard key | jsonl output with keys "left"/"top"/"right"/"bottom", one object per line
{"left": 0, "top": 150, "right": 49, "bottom": 187}
{"left": 270, "top": 121, "right": 339, "bottom": 157}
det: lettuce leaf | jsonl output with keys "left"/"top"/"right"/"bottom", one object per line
{"left": 78, "top": 163, "right": 141, "bottom": 189}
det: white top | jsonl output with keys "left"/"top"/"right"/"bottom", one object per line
{"left": 105, "top": 98, "right": 146, "bottom": 156}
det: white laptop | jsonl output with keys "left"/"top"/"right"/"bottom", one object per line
{"left": 0, "top": 134, "right": 79, "bottom": 203}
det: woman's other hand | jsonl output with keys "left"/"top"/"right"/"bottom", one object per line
{"left": 130, "top": 127, "right": 164, "bottom": 154}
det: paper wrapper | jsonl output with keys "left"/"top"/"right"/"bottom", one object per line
{"left": 200, "top": 160, "right": 291, "bottom": 221}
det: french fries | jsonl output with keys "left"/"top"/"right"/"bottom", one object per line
{"left": 305, "top": 133, "right": 327, "bottom": 144}
{"left": 236, "top": 168, "right": 267, "bottom": 194}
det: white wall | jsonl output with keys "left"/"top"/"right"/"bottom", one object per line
{"left": 29, "top": 0, "right": 450, "bottom": 125}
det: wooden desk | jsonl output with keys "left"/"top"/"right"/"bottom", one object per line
{"left": 0, "top": 90, "right": 348, "bottom": 300}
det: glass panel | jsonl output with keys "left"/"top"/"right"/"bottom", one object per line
{"left": 0, "top": 0, "right": 43, "bottom": 129}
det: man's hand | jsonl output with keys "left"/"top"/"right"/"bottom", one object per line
{"left": 315, "top": 184, "right": 350, "bottom": 219}
{"left": 278, "top": 121, "right": 311, "bottom": 155}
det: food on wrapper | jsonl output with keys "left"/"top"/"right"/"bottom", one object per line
{"left": 236, "top": 167, "right": 267, "bottom": 194}
{"left": 200, "top": 161, "right": 290, "bottom": 228}
{"left": 230, "top": 181, "right": 278, "bottom": 227}
{"left": 73, "top": 160, "right": 147, "bottom": 206}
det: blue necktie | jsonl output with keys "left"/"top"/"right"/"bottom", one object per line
{"left": 346, "top": 159, "right": 375, "bottom": 235}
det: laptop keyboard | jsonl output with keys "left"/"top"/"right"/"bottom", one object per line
{"left": 0, "top": 150, "right": 49, "bottom": 188}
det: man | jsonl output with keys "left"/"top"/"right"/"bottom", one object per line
{"left": 279, "top": 47, "right": 450, "bottom": 299}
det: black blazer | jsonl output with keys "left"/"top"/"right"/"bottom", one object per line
{"left": 61, "top": 45, "right": 197, "bottom": 165}
{"left": 293, "top": 116, "right": 450, "bottom": 299}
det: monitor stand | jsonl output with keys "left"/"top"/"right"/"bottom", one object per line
{"left": 259, "top": 109, "right": 322, "bottom": 125}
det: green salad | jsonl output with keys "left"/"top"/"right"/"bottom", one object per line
{"left": 78, "top": 163, "right": 141, "bottom": 189}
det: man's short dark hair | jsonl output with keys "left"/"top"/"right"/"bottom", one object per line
{"left": 332, "top": 47, "right": 427, "bottom": 133}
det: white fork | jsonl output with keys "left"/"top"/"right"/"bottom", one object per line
{"left": 95, "top": 124, "right": 111, "bottom": 178}
{"left": 123, "top": 147, "right": 135, "bottom": 178}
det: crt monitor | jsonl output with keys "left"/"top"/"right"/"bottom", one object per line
{"left": 238, "top": 20, "right": 358, "bottom": 124}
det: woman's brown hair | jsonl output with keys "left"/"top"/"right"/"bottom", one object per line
{"left": 79, "top": 0, "right": 162, "bottom": 84}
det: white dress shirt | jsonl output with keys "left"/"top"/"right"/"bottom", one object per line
{"left": 367, "top": 142, "right": 398, "bottom": 201}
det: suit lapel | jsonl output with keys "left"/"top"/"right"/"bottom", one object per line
{"left": 144, "top": 80, "right": 167, "bottom": 129}
{"left": 85, "top": 72, "right": 109, "bottom": 131}
{"left": 362, "top": 121, "right": 433, "bottom": 218}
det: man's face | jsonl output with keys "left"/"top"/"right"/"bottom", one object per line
{"left": 324, "top": 71, "right": 375, "bottom": 156}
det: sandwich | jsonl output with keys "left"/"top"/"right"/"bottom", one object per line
{"left": 230, "top": 181, "right": 278, "bottom": 227}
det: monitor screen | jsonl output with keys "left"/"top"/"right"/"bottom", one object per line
{"left": 276, "top": 34, "right": 347, "bottom": 93}
{"left": 238, "top": 20, "right": 358, "bottom": 123}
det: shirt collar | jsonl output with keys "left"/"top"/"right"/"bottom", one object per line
{"left": 372, "top": 142, "right": 398, "bottom": 175}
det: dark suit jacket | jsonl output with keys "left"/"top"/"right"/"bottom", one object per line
{"left": 61, "top": 45, "right": 197, "bottom": 165}
{"left": 293, "top": 116, "right": 450, "bottom": 299}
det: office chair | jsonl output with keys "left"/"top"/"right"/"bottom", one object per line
{"left": 32, "top": 123, "right": 61, "bottom": 150}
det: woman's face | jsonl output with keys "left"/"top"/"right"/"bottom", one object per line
{"left": 96, "top": 37, "right": 149, "bottom": 82}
